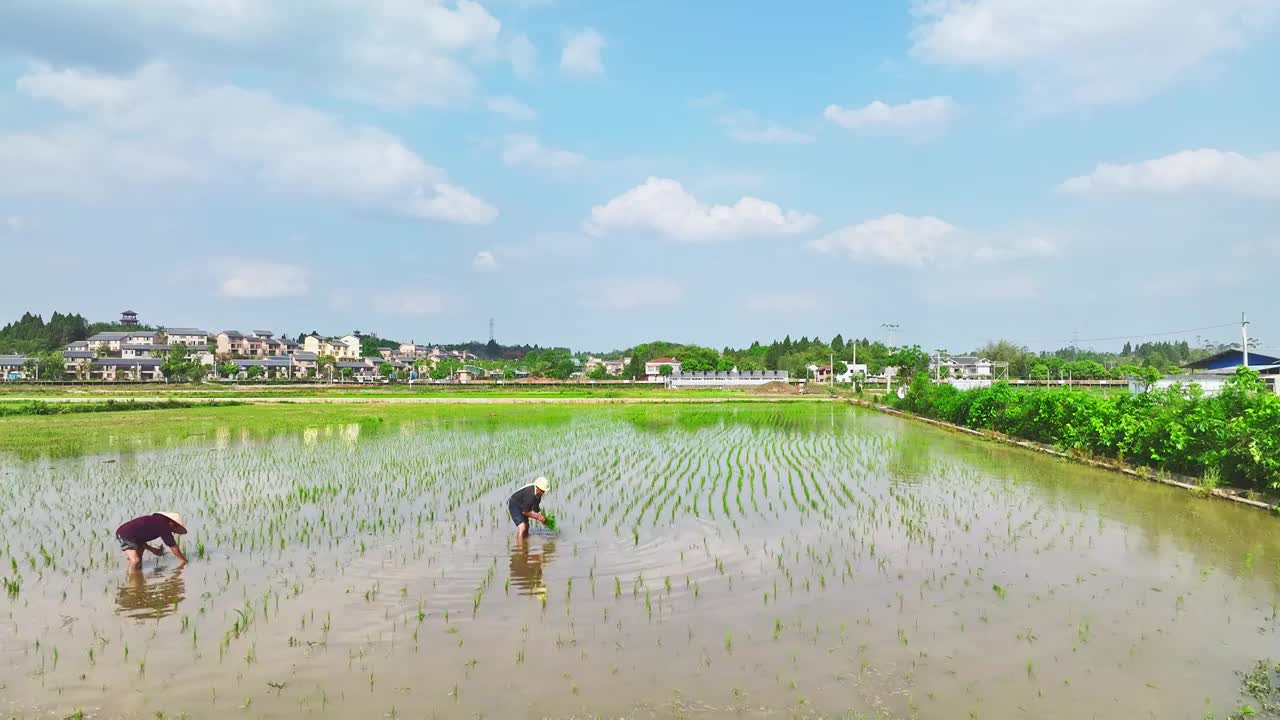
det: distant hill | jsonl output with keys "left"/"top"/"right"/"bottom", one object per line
{"left": 0, "top": 312, "right": 91, "bottom": 355}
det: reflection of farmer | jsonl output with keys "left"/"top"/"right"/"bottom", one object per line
{"left": 507, "top": 477, "right": 549, "bottom": 540}
{"left": 509, "top": 539, "right": 556, "bottom": 598}
{"left": 115, "top": 513, "right": 189, "bottom": 570}
{"left": 116, "top": 567, "right": 187, "bottom": 620}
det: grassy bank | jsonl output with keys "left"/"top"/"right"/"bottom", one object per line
{"left": 888, "top": 367, "right": 1280, "bottom": 494}
{"left": 0, "top": 399, "right": 242, "bottom": 417}
{"left": 0, "top": 400, "right": 837, "bottom": 458}
{"left": 0, "top": 383, "right": 791, "bottom": 400}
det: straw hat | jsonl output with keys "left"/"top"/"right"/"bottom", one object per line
{"left": 533, "top": 477, "right": 550, "bottom": 493}
{"left": 157, "top": 512, "right": 187, "bottom": 534}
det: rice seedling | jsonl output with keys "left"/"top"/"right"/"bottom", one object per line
{"left": 0, "top": 401, "right": 1272, "bottom": 719}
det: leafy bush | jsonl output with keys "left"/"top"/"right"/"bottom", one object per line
{"left": 889, "top": 368, "right": 1280, "bottom": 492}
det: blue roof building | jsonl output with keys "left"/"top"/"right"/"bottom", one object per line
{"left": 1184, "top": 349, "right": 1280, "bottom": 372}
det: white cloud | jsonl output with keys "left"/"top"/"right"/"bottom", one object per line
{"left": 486, "top": 95, "right": 536, "bottom": 120}
{"left": 502, "top": 134, "right": 586, "bottom": 170}
{"left": 810, "top": 214, "right": 1058, "bottom": 267}
{"left": 508, "top": 33, "right": 538, "bottom": 78}
{"left": 718, "top": 110, "right": 814, "bottom": 144}
{"left": 2, "top": 63, "right": 496, "bottom": 223}
{"left": 0, "top": 1, "right": 515, "bottom": 109}
{"left": 4, "top": 215, "right": 28, "bottom": 233}
{"left": 823, "top": 97, "right": 955, "bottom": 133}
{"left": 560, "top": 28, "right": 605, "bottom": 76}
{"left": 585, "top": 177, "right": 818, "bottom": 242}
{"left": 214, "top": 258, "right": 309, "bottom": 298}
{"left": 600, "top": 277, "right": 683, "bottom": 310}
{"left": 473, "top": 250, "right": 499, "bottom": 271}
{"left": 744, "top": 291, "right": 820, "bottom": 313}
{"left": 371, "top": 287, "right": 448, "bottom": 316}
{"left": 287, "top": 0, "right": 503, "bottom": 109}
{"left": 910, "top": 0, "right": 1278, "bottom": 105}
{"left": 1059, "top": 149, "right": 1280, "bottom": 198}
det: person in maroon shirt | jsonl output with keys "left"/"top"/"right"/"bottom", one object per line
{"left": 115, "top": 512, "right": 189, "bottom": 570}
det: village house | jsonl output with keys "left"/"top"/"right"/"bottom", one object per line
{"left": 290, "top": 352, "right": 318, "bottom": 378}
{"left": 335, "top": 359, "right": 376, "bottom": 381}
{"left": 806, "top": 364, "right": 833, "bottom": 383}
{"left": 216, "top": 331, "right": 250, "bottom": 356}
{"left": 87, "top": 330, "right": 160, "bottom": 354}
{"left": 121, "top": 343, "right": 172, "bottom": 359}
{"left": 932, "top": 356, "right": 994, "bottom": 379}
{"left": 161, "top": 328, "right": 210, "bottom": 347}
{"left": 63, "top": 351, "right": 95, "bottom": 380}
{"left": 835, "top": 363, "right": 869, "bottom": 383}
{"left": 303, "top": 334, "right": 360, "bottom": 359}
{"left": 644, "top": 357, "right": 682, "bottom": 380}
{"left": 93, "top": 357, "right": 163, "bottom": 381}
{"left": 1, "top": 355, "right": 29, "bottom": 380}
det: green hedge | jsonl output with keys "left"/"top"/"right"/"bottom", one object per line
{"left": 0, "top": 400, "right": 242, "bottom": 417}
{"left": 889, "top": 368, "right": 1280, "bottom": 492}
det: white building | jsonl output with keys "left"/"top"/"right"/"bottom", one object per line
{"left": 121, "top": 344, "right": 171, "bottom": 359}
{"left": 669, "top": 369, "right": 789, "bottom": 388}
{"left": 303, "top": 335, "right": 359, "bottom": 359}
{"left": 835, "top": 363, "right": 869, "bottom": 383}
{"left": 162, "top": 328, "right": 209, "bottom": 347}
{"left": 644, "top": 357, "right": 682, "bottom": 380}
{"left": 1, "top": 355, "right": 29, "bottom": 380}
{"left": 933, "top": 356, "right": 993, "bottom": 379}
{"left": 87, "top": 331, "right": 160, "bottom": 353}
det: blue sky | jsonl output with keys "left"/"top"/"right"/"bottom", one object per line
{"left": 1, "top": 0, "right": 1277, "bottom": 354}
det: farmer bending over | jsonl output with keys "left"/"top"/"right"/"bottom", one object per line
{"left": 116, "top": 512, "right": 189, "bottom": 570}
{"left": 508, "top": 477, "right": 549, "bottom": 540}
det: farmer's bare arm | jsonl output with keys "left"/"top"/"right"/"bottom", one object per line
{"left": 146, "top": 544, "right": 166, "bottom": 556}
{"left": 169, "top": 545, "right": 188, "bottom": 565}
{"left": 523, "top": 511, "right": 546, "bottom": 523}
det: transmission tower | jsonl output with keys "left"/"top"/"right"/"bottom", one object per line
{"left": 489, "top": 317, "right": 495, "bottom": 343}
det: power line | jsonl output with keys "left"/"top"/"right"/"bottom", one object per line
{"left": 1060, "top": 322, "right": 1238, "bottom": 345}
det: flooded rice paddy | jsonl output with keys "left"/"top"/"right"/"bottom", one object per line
{"left": 1, "top": 403, "right": 1278, "bottom": 719}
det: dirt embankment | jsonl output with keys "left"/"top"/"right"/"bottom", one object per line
{"left": 751, "top": 381, "right": 800, "bottom": 396}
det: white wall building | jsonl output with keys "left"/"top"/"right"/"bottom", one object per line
{"left": 163, "top": 328, "right": 209, "bottom": 347}
{"left": 835, "top": 364, "right": 869, "bottom": 383}
{"left": 669, "top": 370, "right": 789, "bottom": 388}
{"left": 644, "top": 357, "right": 682, "bottom": 380}
{"left": 933, "top": 356, "right": 993, "bottom": 379}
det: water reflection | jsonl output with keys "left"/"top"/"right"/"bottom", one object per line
{"left": 116, "top": 567, "right": 187, "bottom": 620}
{"left": 509, "top": 538, "right": 556, "bottom": 599}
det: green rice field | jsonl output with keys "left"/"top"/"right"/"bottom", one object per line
{"left": 1, "top": 402, "right": 1277, "bottom": 718}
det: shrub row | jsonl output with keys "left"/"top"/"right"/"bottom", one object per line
{"left": 0, "top": 400, "right": 241, "bottom": 417}
{"left": 889, "top": 368, "right": 1280, "bottom": 492}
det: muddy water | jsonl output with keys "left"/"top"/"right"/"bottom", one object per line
{"left": 1, "top": 404, "right": 1277, "bottom": 719}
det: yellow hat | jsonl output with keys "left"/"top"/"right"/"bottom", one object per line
{"left": 533, "top": 477, "right": 549, "bottom": 492}
{"left": 157, "top": 512, "right": 187, "bottom": 533}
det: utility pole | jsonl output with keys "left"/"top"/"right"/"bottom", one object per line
{"left": 881, "top": 323, "right": 900, "bottom": 348}
{"left": 1241, "top": 311, "right": 1250, "bottom": 368}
